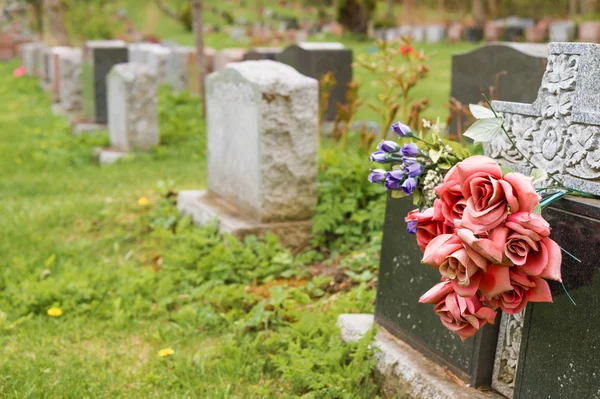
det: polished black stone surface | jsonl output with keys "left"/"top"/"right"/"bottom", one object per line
{"left": 465, "top": 27, "right": 484, "bottom": 42}
{"left": 449, "top": 43, "right": 547, "bottom": 137}
{"left": 243, "top": 48, "right": 282, "bottom": 61}
{"left": 81, "top": 44, "right": 128, "bottom": 124}
{"left": 374, "top": 195, "right": 499, "bottom": 386}
{"left": 505, "top": 27, "right": 525, "bottom": 42}
{"left": 276, "top": 44, "right": 353, "bottom": 121}
{"left": 514, "top": 197, "right": 600, "bottom": 398}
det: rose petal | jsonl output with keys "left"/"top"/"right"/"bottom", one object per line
{"left": 479, "top": 265, "right": 513, "bottom": 298}
{"left": 539, "top": 238, "right": 562, "bottom": 282}
{"left": 520, "top": 238, "right": 550, "bottom": 277}
{"left": 457, "top": 156, "right": 503, "bottom": 198}
{"left": 422, "top": 234, "right": 462, "bottom": 267}
{"left": 527, "top": 277, "right": 553, "bottom": 303}
{"left": 504, "top": 172, "right": 540, "bottom": 213}
{"left": 419, "top": 281, "right": 454, "bottom": 304}
{"left": 451, "top": 272, "right": 481, "bottom": 297}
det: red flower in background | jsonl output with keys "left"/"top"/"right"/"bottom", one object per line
{"left": 400, "top": 43, "right": 414, "bottom": 56}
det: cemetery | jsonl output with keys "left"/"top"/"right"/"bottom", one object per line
{"left": 2, "top": 0, "right": 600, "bottom": 397}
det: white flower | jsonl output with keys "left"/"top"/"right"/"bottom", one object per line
{"left": 422, "top": 119, "right": 432, "bottom": 129}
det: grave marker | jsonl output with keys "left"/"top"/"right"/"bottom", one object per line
{"left": 58, "top": 48, "right": 82, "bottom": 115}
{"left": 243, "top": 47, "right": 282, "bottom": 61}
{"left": 276, "top": 42, "right": 352, "bottom": 121}
{"left": 486, "top": 42, "right": 600, "bottom": 399}
{"left": 81, "top": 40, "right": 128, "bottom": 124}
{"left": 549, "top": 21, "right": 577, "bottom": 42}
{"left": 177, "top": 60, "right": 318, "bottom": 247}
{"left": 213, "top": 48, "right": 245, "bottom": 72}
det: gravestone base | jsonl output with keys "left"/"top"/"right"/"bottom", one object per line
{"left": 72, "top": 122, "right": 107, "bottom": 136}
{"left": 95, "top": 148, "right": 128, "bottom": 164}
{"left": 177, "top": 190, "right": 312, "bottom": 247}
{"left": 338, "top": 314, "right": 503, "bottom": 399}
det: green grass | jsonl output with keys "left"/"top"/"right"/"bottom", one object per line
{"left": 0, "top": 60, "right": 382, "bottom": 397}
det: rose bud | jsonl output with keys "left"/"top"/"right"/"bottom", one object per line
{"left": 368, "top": 169, "right": 387, "bottom": 183}
{"left": 404, "top": 160, "right": 423, "bottom": 177}
{"left": 401, "top": 143, "right": 420, "bottom": 157}
{"left": 385, "top": 169, "right": 405, "bottom": 190}
{"left": 392, "top": 121, "right": 412, "bottom": 137}
{"left": 378, "top": 140, "right": 401, "bottom": 153}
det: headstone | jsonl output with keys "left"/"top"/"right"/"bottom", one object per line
{"left": 578, "top": 21, "right": 600, "bottom": 43}
{"left": 411, "top": 26, "right": 425, "bottom": 42}
{"left": 449, "top": 43, "right": 547, "bottom": 137}
{"left": 484, "top": 22, "right": 506, "bottom": 41}
{"left": 384, "top": 28, "right": 398, "bottom": 42}
{"left": 525, "top": 25, "right": 547, "bottom": 43}
{"left": 276, "top": 42, "right": 352, "bottom": 121}
{"left": 0, "top": 32, "right": 15, "bottom": 60}
{"left": 397, "top": 25, "right": 413, "bottom": 37}
{"left": 447, "top": 23, "right": 465, "bottom": 42}
{"left": 375, "top": 195, "right": 501, "bottom": 387}
{"left": 145, "top": 45, "right": 171, "bottom": 83}
{"left": 485, "top": 42, "right": 600, "bottom": 398}
{"left": 40, "top": 46, "right": 52, "bottom": 89}
{"left": 106, "top": 63, "right": 159, "bottom": 152}
{"left": 465, "top": 26, "right": 484, "bottom": 42}
{"left": 49, "top": 46, "right": 71, "bottom": 102}
{"left": 213, "top": 48, "right": 245, "bottom": 72}
{"left": 549, "top": 21, "right": 577, "bottom": 42}
{"left": 81, "top": 40, "right": 128, "bottom": 124}
{"left": 229, "top": 26, "right": 246, "bottom": 41}
{"left": 20, "top": 42, "right": 40, "bottom": 75}
{"left": 177, "top": 60, "right": 318, "bottom": 247}
{"left": 58, "top": 48, "right": 82, "bottom": 115}
{"left": 243, "top": 47, "right": 282, "bottom": 61}
{"left": 425, "top": 25, "right": 446, "bottom": 43}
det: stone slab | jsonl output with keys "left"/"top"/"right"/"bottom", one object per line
{"left": 177, "top": 190, "right": 312, "bottom": 247}
{"left": 81, "top": 40, "right": 128, "bottom": 124}
{"left": 95, "top": 148, "right": 129, "bottom": 164}
{"left": 58, "top": 48, "right": 82, "bottom": 114}
{"left": 338, "top": 314, "right": 503, "bottom": 399}
{"left": 72, "top": 122, "right": 106, "bottom": 136}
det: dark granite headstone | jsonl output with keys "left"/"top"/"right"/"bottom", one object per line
{"left": 511, "top": 198, "right": 600, "bottom": 398}
{"left": 243, "top": 47, "right": 282, "bottom": 61}
{"left": 465, "top": 27, "right": 484, "bottom": 42}
{"left": 81, "top": 40, "right": 128, "bottom": 124}
{"left": 276, "top": 42, "right": 352, "bottom": 121}
{"left": 375, "top": 195, "right": 501, "bottom": 386}
{"left": 449, "top": 43, "right": 547, "bottom": 137}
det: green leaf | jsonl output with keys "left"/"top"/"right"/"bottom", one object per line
{"left": 469, "top": 104, "right": 496, "bottom": 119}
{"left": 533, "top": 203, "right": 542, "bottom": 215}
{"left": 412, "top": 189, "right": 422, "bottom": 206}
{"left": 429, "top": 148, "right": 442, "bottom": 163}
{"left": 530, "top": 168, "right": 548, "bottom": 185}
{"left": 391, "top": 190, "right": 406, "bottom": 199}
{"left": 501, "top": 166, "right": 515, "bottom": 176}
{"left": 464, "top": 118, "right": 504, "bottom": 143}
{"left": 438, "top": 162, "right": 452, "bottom": 170}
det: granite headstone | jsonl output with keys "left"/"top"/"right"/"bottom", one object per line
{"left": 485, "top": 42, "right": 600, "bottom": 398}
{"left": 243, "top": 47, "right": 282, "bottom": 61}
{"left": 449, "top": 43, "right": 547, "bottom": 137}
{"left": 276, "top": 42, "right": 352, "bottom": 121}
{"left": 81, "top": 40, "right": 128, "bottom": 124}
{"left": 58, "top": 48, "right": 82, "bottom": 115}
{"left": 177, "top": 60, "right": 318, "bottom": 247}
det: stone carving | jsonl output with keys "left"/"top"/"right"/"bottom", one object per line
{"left": 492, "top": 311, "right": 525, "bottom": 398}
{"left": 486, "top": 43, "right": 600, "bottom": 195}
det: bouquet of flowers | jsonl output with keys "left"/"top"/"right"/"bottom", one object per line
{"left": 368, "top": 104, "right": 580, "bottom": 341}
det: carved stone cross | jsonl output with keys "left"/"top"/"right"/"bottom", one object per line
{"left": 485, "top": 42, "right": 600, "bottom": 398}
{"left": 487, "top": 42, "right": 600, "bottom": 196}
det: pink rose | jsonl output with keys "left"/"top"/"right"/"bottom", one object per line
{"left": 13, "top": 66, "right": 25, "bottom": 77}
{"left": 456, "top": 227, "right": 508, "bottom": 265}
{"left": 456, "top": 156, "right": 540, "bottom": 233}
{"left": 482, "top": 269, "right": 552, "bottom": 314}
{"left": 405, "top": 200, "right": 453, "bottom": 252}
{"left": 419, "top": 281, "right": 497, "bottom": 342}
{"left": 435, "top": 165, "right": 467, "bottom": 223}
{"left": 505, "top": 211, "right": 551, "bottom": 239}
{"left": 422, "top": 234, "right": 486, "bottom": 297}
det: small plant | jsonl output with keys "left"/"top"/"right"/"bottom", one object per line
{"left": 332, "top": 80, "right": 364, "bottom": 150}
{"left": 318, "top": 71, "right": 337, "bottom": 145}
{"left": 355, "top": 37, "right": 430, "bottom": 143}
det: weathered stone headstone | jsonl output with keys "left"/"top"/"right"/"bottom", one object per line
{"left": 425, "top": 25, "right": 446, "bottom": 43}
{"left": 486, "top": 42, "right": 600, "bottom": 399}
{"left": 411, "top": 26, "right": 425, "bottom": 42}
{"left": 525, "top": 25, "right": 547, "bottom": 43}
{"left": 375, "top": 195, "right": 501, "bottom": 387}
{"left": 0, "top": 32, "right": 15, "bottom": 60}
{"left": 145, "top": 45, "right": 171, "bottom": 83}
{"left": 549, "top": 21, "right": 577, "bottom": 42}
{"left": 484, "top": 22, "right": 505, "bottom": 41}
{"left": 177, "top": 60, "right": 318, "bottom": 247}
{"left": 243, "top": 47, "right": 282, "bottom": 61}
{"left": 449, "top": 43, "right": 548, "bottom": 137}
{"left": 49, "top": 46, "right": 71, "bottom": 101}
{"left": 99, "top": 63, "right": 159, "bottom": 163}
{"left": 213, "top": 48, "right": 245, "bottom": 72}
{"left": 276, "top": 42, "right": 352, "bottom": 121}
{"left": 81, "top": 40, "right": 128, "bottom": 124}
{"left": 40, "top": 46, "right": 52, "bottom": 89}
{"left": 20, "top": 42, "right": 40, "bottom": 75}
{"left": 58, "top": 48, "right": 82, "bottom": 115}
{"left": 578, "top": 21, "right": 600, "bottom": 43}
{"left": 448, "top": 23, "right": 465, "bottom": 42}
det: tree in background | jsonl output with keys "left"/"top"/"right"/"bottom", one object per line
{"left": 155, "top": 0, "right": 193, "bottom": 31}
{"left": 191, "top": 0, "right": 206, "bottom": 116}
{"left": 336, "top": 0, "right": 376, "bottom": 36}
{"left": 44, "top": 0, "right": 69, "bottom": 45}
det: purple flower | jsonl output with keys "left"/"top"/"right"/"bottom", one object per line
{"left": 392, "top": 121, "right": 411, "bottom": 137}
{"left": 377, "top": 140, "right": 400, "bottom": 153}
{"left": 401, "top": 143, "right": 419, "bottom": 157}
{"left": 368, "top": 169, "right": 386, "bottom": 183}
{"left": 385, "top": 169, "right": 404, "bottom": 190}
{"left": 401, "top": 177, "right": 417, "bottom": 195}
{"left": 404, "top": 161, "right": 423, "bottom": 177}
{"left": 370, "top": 151, "right": 389, "bottom": 163}
{"left": 407, "top": 221, "right": 418, "bottom": 234}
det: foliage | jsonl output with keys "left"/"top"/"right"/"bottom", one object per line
{"left": 332, "top": 80, "right": 364, "bottom": 149}
{"left": 355, "top": 38, "right": 430, "bottom": 143}
{"left": 336, "top": 0, "right": 376, "bottom": 37}
{"left": 62, "top": 0, "right": 126, "bottom": 41}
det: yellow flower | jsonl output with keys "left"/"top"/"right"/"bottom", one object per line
{"left": 158, "top": 348, "right": 175, "bottom": 358}
{"left": 138, "top": 197, "right": 149, "bottom": 206}
{"left": 47, "top": 307, "right": 63, "bottom": 317}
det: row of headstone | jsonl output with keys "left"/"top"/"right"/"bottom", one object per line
{"left": 375, "top": 40, "right": 600, "bottom": 399}
{"left": 375, "top": 25, "right": 447, "bottom": 43}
